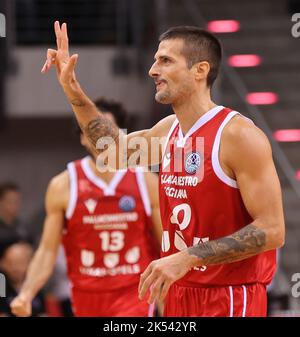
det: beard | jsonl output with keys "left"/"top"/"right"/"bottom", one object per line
{"left": 155, "top": 88, "right": 173, "bottom": 104}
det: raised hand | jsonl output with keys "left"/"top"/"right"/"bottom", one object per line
{"left": 41, "top": 21, "right": 78, "bottom": 88}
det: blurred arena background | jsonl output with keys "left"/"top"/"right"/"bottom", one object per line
{"left": 0, "top": 0, "right": 300, "bottom": 316}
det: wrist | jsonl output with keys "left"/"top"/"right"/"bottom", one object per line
{"left": 19, "top": 290, "right": 34, "bottom": 302}
{"left": 184, "top": 248, "right": 203, "bottom": 269}
{"left": 62, "top": 84, "right": 93, "bottom": 108}
{"left": 62, "top": 80, "right": 81, "bottom": 96}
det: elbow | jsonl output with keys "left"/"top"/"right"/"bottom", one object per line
{"left": 269, "top": 223, "right": 285, "bottom": 249}
{"left": 277, "top": 234, "right": 285, "bottom": 248}
{"left": 274, "top": 235, "right": 285, "bottom": 249}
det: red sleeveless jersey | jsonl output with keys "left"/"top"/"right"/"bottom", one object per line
{"left": 63, "top": 156, "right": 157, "bottom": 292}
{"left": 159, "top": 106, "right": 276, "bottom": 287}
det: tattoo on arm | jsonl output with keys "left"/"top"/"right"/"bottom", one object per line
{"left": 82, "top": 116, "right": 120, "bottom": 148}
{"left": 82, "top": 118, "right": 146, "bottom": 165}
{"left": 188, "top": 224, "right": 266, "bottom": 266}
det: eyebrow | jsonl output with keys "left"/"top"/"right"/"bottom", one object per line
{"left": 154, "top": 54, "right": 174, "bottom": 61}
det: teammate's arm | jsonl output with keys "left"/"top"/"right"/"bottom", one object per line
{"left": 144, "top": 171, "right": 164, "bottom": 314}
{"left": 144, "top": 172, "right": 162, "bottom": 245}
{"left": 42, "top": 21, "right": 175, "bottom": 167}
{"left": 139, "top": 117, "right": 285, "bottom": 304}
{"left": 10, "top": 173, "right": 67, "bottom": 317}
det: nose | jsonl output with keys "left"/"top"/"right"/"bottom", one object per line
{"left": 149, "top": 61, "right": 159, "bottom": 78}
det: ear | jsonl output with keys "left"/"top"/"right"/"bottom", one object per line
{"left": 194, "top": 61, "right": 210, "bottom": 81}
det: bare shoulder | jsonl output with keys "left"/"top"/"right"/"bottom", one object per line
{"left": 223, "top": 115, "right": 271, "bottom": 151}
{"left": 48, "top": 170, "right": 70, "bottom": 194}
{"left": 150, "top": 114, "right": 177, "bottom": 137}
{"left": 221, "top": 115, "right": 272, "bottom": 171}
{"left": 46, "top": 170, "right": 70, "bottom": 211}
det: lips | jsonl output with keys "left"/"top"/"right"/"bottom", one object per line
{"left": 155, "top": 80, "right": 166, "bottom": 90}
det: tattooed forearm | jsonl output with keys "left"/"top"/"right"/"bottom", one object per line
{"left": 188, "top": 224, "right": 266, "bottom": 266}
{"left": 82, "top": 116, "right": 120, "bottom": 148}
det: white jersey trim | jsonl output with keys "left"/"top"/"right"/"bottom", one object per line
{"left": 81, "top": 156, "right": 127, "bottom": 196}
{"left": 212, "top": 110, "right": 240, "bottom": 188}
{"left": 242, "top": 285, "right": 247, "bottom": 317}
{"left": 66, "top": 162, "right": 78, "bottom": 219}
{"left": 135, "top": 167, "right": 152, "bottom": 216}
{"left": 162, "top": 118, "right": 179, "bottom": 159}
{"left": 229, "top": 286, "right": 234, "bottom": 317}
{"left": 177, "top": 105, "right": 224, "bottom": 148}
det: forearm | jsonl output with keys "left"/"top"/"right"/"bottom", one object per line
{"left": 187, "top": 222, "right": 271, "bottom": 268}
{"left": 151, "top": 208, "right": 163, "bottom": 245}
{"left": 19, "top": 248, "right": 57, "bottom": 301}
{"left": 62, "top": 83, "right": 119, "bottom": 147}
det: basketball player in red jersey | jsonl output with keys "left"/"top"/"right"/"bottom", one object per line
{"left": 10, "top": 98, "right": 162, "bottom": 317}
{"left": 40, "top": 22, "right": 285, "bottom": 316}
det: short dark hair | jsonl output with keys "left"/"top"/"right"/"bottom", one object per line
{"left": 94, "top": 98, "right": 128, "bottom": 129}
{"left": 159, "top": 26, "right": 222, "bottom": 87}
{"left": 0, "top": 182, "right": 20, "bottom": 200}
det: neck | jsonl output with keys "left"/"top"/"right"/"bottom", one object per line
{"left": 172, "top": 87, "right": 216, "bottom": 135}
{"left": 88, "top": 157, "right": 116, "bottom": 183}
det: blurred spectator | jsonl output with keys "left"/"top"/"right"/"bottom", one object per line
{"left": 0, "top": 240, "right": 46, "bottom": 316}
{"left": 0, "top": 183, "right": 28, "bottom": 244}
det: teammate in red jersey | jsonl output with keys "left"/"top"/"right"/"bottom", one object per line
{"left": 10, "top": 98, "right": 162, "bottom": 317}
{"left": 39, "top": 23, "right": 284, "bottom": 316}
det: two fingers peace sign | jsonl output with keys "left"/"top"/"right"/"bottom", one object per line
{"left": 41, "top": 21, "right": 78, "bottom": 87}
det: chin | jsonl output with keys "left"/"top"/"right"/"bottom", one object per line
{"left": 155, "top": 92, "right": 172, "bottom": 104}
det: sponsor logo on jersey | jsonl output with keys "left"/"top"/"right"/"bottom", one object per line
{"left": 119, "top": 196, "right": 136, "bottom": 212}
{"left": 80, "top": 264, "right": 141, "bottom": 277}
{"left": 125, "top": 246, "right": 140, "bottom": 264}
{"left": 185, "top": 152, "right": 201, "bottom": 174}
{"left": 161, "top": 231, "right": 170, "bottom": 252}
{"left": 83, "top": 212, "right": 138, "bottom": 225}
{"left": 84, "top": 198, "right": 98, "bottom": 214}
{"left": 164, "top": 186, "right": 187, "bottom": 199}
{"left": 174, "top": 230, "right": 188, "bottom": 251}
{"left": 103, "top": 253, "right": 120, "bottom": 268}
{"left": 81, "top": 249, "right": 95, "bottom": 267}
{"left": 161, "top": 174, "right": 198, "bottom": 186}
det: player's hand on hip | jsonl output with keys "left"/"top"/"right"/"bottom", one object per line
{"left": 138, "top": 251, "right": 192, "bottom": 304}
{"left": 41, "top": 21, "right": 78, "bottom": 88}
{"left": 10, "top": 295, "right": 32, "bottom": 317}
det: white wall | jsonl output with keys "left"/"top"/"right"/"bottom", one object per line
{"left": 7, "top": 47, "right": 155, "bottom": 117}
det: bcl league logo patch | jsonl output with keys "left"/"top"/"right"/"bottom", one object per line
{"left": 119, "top": 195, "right": 136, "bottom": 212}
{"left": 185, "top": 152, "right": 201, "bottom": 174}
